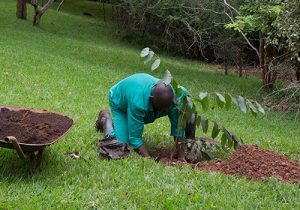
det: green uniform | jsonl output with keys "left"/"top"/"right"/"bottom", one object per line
{"left": 109, "top": 73, "right": 187, "bottom": 149}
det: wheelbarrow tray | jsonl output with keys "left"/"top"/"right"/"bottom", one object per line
{"left": 0, "top": 106, "right": 74, "bottom": 153}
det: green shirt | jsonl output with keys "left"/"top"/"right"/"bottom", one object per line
{"left": 109, "top": 73, "right": 187, "bottom": 148}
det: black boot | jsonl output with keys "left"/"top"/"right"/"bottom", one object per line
{"left": 96, "top": 109, "right": 109, "bottom": 132}
{"left": 96, "top": 109, "right": 115, "bottom": 138}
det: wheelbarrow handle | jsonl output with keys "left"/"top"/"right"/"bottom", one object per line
{"left": 4, "top": 136, "right": 28, "bottom": 160}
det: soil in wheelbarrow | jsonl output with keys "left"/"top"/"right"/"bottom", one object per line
{"left": 151, "top": 144, "right": 300, "bottom": 183}
{"left": 0, "top": 108, "right": 73, "bottom": 144}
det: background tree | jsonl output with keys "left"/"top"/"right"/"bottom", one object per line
{"left": 16, "top": 0, "right": 29, "bottom": 19}
{"left": 16, "top": 0, "right": 55, "bottom": 26}
{"left": 31, "top": 0, "right": 55, "bottom": 26}
{"left": 116, "top": 0, "right": 247, "bottom": 67}
{"left": 224, "top": 0, "right": 283, "bottom": 90}
{"left": 115, "top": 0, "right": 300, "bottom": 89}
{"left": 269, "top": 0, "right": 300, "bottom": 82}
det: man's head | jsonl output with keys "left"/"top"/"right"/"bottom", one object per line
{"left": 151, "top": 83, "right": 174, "bottom": 111}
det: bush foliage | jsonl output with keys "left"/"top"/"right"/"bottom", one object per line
{"left": 116, "top": 0, "right": 247, "bottom": 63}
{"left": 114, "top": 0, "right": 300, "bottom": 84}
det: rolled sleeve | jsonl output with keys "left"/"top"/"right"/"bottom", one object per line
{"left": 127, "top": 106, "right": 145, "bottom": 149}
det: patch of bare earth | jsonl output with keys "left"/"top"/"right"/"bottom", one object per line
{"left": 152, "top": 144, "right": 300, "bottom": 184}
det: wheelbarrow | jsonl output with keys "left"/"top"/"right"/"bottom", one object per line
{"left": 0, "top": 106, "right": 74, "bottom": 174}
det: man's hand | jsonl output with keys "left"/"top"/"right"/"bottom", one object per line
{"left": 135, "top": 145, "right": 150, "bottom": 157}
{"left": 174, "top": 137, "right": 187, "bottom": 162}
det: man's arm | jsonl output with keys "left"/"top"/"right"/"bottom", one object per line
{"left": 168, "top": 108, "right": 187, "bottom": 161}
{"left": 127, "top": 105, "right": 150, "bottom": 157}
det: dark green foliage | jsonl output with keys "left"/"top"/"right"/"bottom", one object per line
{"left": 211, "top": 122, "right": 220, "bottom": 139}
{"left": 117, "top": 0, "right": 246, "bottom": 63}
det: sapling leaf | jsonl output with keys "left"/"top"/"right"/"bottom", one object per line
{"left": 221, "top": 133, "right": 227, "bottom": 147}
{"left": 163, "top": 70, "right": 172, "bottom": 85}
{"left": 216, "top": 92, "right": 226, "bottom": 103}
{"left": 196, "top": 116, "right": 201, "bottom": 127}
{"left": 223, "top": 128, "right": 234, "bottom": 149}
{"left": 201, "top": 116, "right": 209, "bottom": 133}
{"left": 187, "top": 96, "right": 193, "bottom": 109}
{"left": 199, "top": 92, "right": 209, "bottom": 111}
{"left": 205, "top": 142, "right": 212, "bottom": 150}
{"left": 238, "top": 96, "right": 247, "bottom": 113}
{"left": 227, "top": 138, "right": 234, "bottom": 149}
{"left": 176, "top": 87, "right": 182, "bottom": 97}
{"left": 144, "top": 51, "right": 154, "bottom": 64}
{"left": 223, "top": 128, "right": 233, "bottom": 142}
{"left": 246, "top": 99, "right": 258, "bottom": 117}
{"left": 255, "top": 101, "right": 265, "bottom": 114}
{"left": 199, "top": 92, "right": 208, "bottom": 100}
{"left": 171, "top": 79, "right": 178, "bottom": 89}
{"left": 225, "top": 93, "right": 232, "bottom": 110}
{"left": 231, "top": 96, "right": 238, "bottom": 106}
{"left": 140, "top": 47, "right": 150, "bottom": 57}
{"left": 151, "top": 59, "right": 161, "bottom": 71}
{"left": 211, "top": 122, "right": 220, "bottom": 139}
{"left": 233, "top": 141, "right": 239, "bottom": 150}
{"left": 222, "top": 146, "right": 229, "bottom": 153}
{"left": 191, "top": 102, "right": 197, "bottom": 114}
{"left": 202, "top": 150, "right": 214, "bottom": 160}
{"left": 214, "top": 144, "right": 223, "bottom": 152}
{"left": 232, "top": 134, "right": 239, "bottom": 150}
{"left": 202, "top": 98, "right": 209, "bottom": 112}
{"left": 216, "top": 92, "right": 226, "bottom": 108}
{"left": 232, "top": 134, "right": 239, "bottom": 143}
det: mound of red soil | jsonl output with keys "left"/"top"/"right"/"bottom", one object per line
{"left": 0, "top": 107, "right": 73, "bottom": 144}
{"left": 152, "top": 145, "right": 300, "bottom": 183}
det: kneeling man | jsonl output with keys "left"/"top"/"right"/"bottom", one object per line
{"left": 96, "top": 73, "right": 190, "bottom": 160}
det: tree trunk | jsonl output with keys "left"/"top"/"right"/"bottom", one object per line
{"left": 33, "top": 12, "right": 42, "bottom": 26}
{"left": 224, "top": 61, "right": 228, "bottom": 75}
{"left": 16, "top": 0, "right": 27, "bottom": 19}
{"left": 32, "top": 2, "right": 40, "bottom": 26}
{"left": 103, "top": 2, "right": 106, "bottom": 22}
{"left": 259, "top": 32, "right": 275, "bottom": 91}
{"left": 238, "top": 56, "right": 243, "bottom": 77}
{"left": 111, "top": 4, "right": 114, "bottom": 21}
{"left": 296, "top": 62, "right": 300, "bottom": 83}
{"left": 32, "top": 0, "right": 55, "bottom": 26}
{"left": 57, "top": 0, "right": 65, "bottom": 11}
{"left": 223, "top": 44, "right": 228, "bottom": 75}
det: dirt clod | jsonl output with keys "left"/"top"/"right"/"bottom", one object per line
{"left": 152, "top": 144, "right": 300, "bottom": 183}
{"left": 0, "top": 108, "right": 73, "bottom": 144}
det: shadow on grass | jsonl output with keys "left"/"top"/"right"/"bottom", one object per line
{"left": 0, "top": 148, "right": 64, "bottom": 180}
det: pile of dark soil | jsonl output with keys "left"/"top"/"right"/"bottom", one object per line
{"left": 0, "top": 107, "right": 73, "bottom": 144}
{"left": 152, "top": 144, "right": 300, "bottom": 183}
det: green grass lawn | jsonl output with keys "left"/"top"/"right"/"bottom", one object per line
{"left": 0, "top": 0, "right": 299, "bottom": 209}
